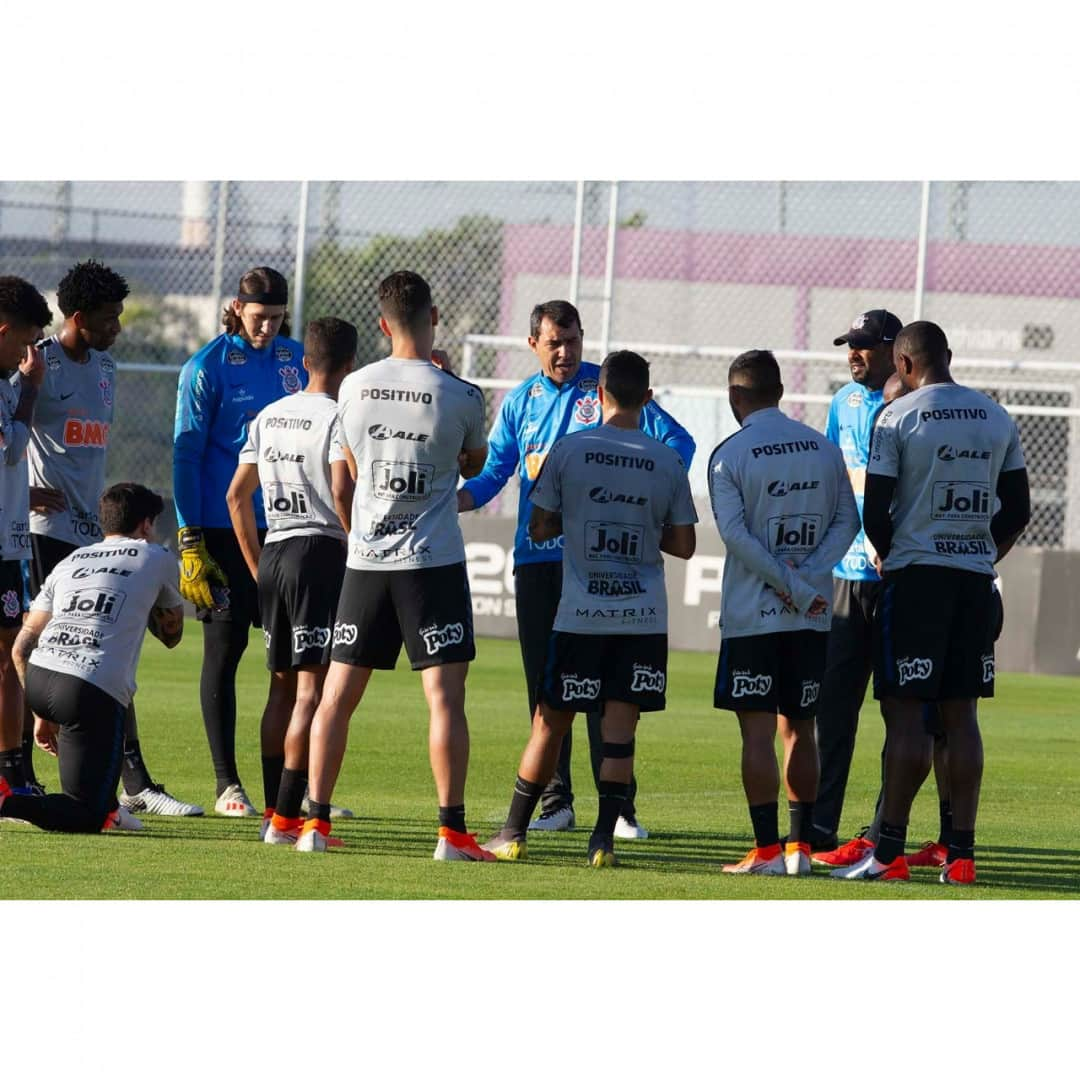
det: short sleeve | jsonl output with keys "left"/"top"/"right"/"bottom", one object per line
{"left": 867, "top": 405, "right": 900, "bottom": 478}
{"left": 529, "top": 440, "right": 563, "bottom": 512}
{"left": 30, "top": 572, "right": 56, "bottom": 613}
{"left": 238, "top": 416, "right": 260, "bottom": 465}
{"left": 154, "top": 551, "right": 184, "bottom": 609}
{"left": 665, "top": 465, "right": 698, "bottom": 526}
{"left": 462, "top": 384, "right": 487, "bottom": 451}
{"left": 328, "top": 415, "right": 346, "bottom": 464}
{"left": 1002, "top": 417, "right": 1026, "bottom": 473}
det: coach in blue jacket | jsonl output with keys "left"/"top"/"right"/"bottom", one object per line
{"left": 458, "top": 300, "right": 695, "bottom": 836}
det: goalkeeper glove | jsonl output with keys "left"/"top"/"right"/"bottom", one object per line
{"left": 177, "top": 527, "right": 229, "bottom": 610}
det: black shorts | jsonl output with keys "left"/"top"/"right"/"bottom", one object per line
{"left": 874, "top": 565, "right": 998, "bottom": 701}
{"left": 713, "top": 629, "right": 828, "bottom": 720}
{"left": 0, "top": 560, "right": 28, "bottom": 629}
{"left": 330, "top": 562, "right": 475, "bottom": 671}
{"left": 29, "top": 533, "right": 77, "bottom": 598}
{"left": 258, "top": 534, "right": 347, "bottom": 671}
{"left": 197, "top": 527, "right": 265, "bottom": 627}
{"left": 539, "top": 631, "right": 668, "bottom": 713}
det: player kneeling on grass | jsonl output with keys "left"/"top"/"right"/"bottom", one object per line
{"left": 0, "top": 484, "right": 183, "bottom": 833}
{"left": 483, "top": 350, "right": 697, "bottom": 868}
{"left": 297, "top": 271, "right": 491, "bottom": 858}
{"left": 226, "top": 317, "right": 358, "bottom": 845}
{"left": 708, "top": 350, "right": 859, "bottom": 876}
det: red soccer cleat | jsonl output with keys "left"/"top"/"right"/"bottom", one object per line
{"left": 811, "top": 834, "right": 875, "bottom": 867}
{"left": 940, "top": 858, "right": 976, "bottom": 885}
{"left": 907, "top": 841, "right": 948, "bottom": 868}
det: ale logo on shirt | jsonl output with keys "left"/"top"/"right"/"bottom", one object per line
{"left": 279, "top": 365, "right": 302, "bottom": 394}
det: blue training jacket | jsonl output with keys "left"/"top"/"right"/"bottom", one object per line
{"left": 825, "top": 380, "right": 886, "bottom": 581}
{"left": 461, "top": 362, "right": 696, "bottom": 568}
{"left": 173, "top": 332, "right": 307, "bottom": 529}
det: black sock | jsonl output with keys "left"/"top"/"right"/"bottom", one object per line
{"left": 308, "top": 801, "right": 332, "bottom": 825}
{"left": 748, "top": 802, "right": 780, "bottom": 848}
{"left": 275, "top": 767, "right": 308, "bottom": 819}
{"left": 593, "top": 780, "right": 629, "bottom": 843}
{"left": 261, "top": 754, "right": 285, "bottom": 810}
{"left": 439, "top": 804, "right": 467, "bottom": 833}
{"left": 948, "top": 829, "right": 975, "bottom": 863}
{"left": 121, "top": 738, "right": 154, "bottom": 795}
{"left": 875, "top": 820, "right": 907, "bottom": 864}
{"left": 0, "top": 748, "right": 26, "bottom": 788}
{"left": 938, "top": 799, "right": 953, "bottom": 847}
{"left": 200, "top": 620, "right": 248, "bottom": 794}
{"left": 788, "top": 801, "right": 816, "bottom": 845}
{"left": 20, "top": 732, "right": 38, "bottom": 786}
{"left": 505, "top": 775, "right": 545, "bottom": 839}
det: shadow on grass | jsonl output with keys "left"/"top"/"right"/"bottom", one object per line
{"left": 93, "top": 818, "right": 1080, "bottom": 895}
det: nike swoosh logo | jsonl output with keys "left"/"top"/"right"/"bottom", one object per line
{"left": 59, "top": 392, "right": 75, "bottom": 400}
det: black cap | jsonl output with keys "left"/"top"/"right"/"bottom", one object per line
{"left": 833, "top": 309, "right": 903, "bottom": 349}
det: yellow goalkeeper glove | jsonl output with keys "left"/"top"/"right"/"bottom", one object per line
{"left": 177, "top": 527, "right": 229, "bottom": 610}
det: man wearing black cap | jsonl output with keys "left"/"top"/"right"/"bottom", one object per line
{"left": 809, "top": 309, "right": 902, "bottom": 863}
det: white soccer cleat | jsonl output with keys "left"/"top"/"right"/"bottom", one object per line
{"left": 301, "top": 793, "right": 354, "bottom": 819}
{"left": 528, "top": 805, "right": 575, "bottom": 832}
{"left": 785, "top": 841, "right": 813, "bottom": 876}
{"left": 102, "top": 805, "right": 144, "bottom": 832}
{"left": 614, "top": 814, "right": 649, "bottom": 839}
{"left": 120, "top": 784, "right": 204, "bottom": 817}
{"left": 264, "top": 822, "right": 302, "bottom": 846}
{"left": 722, "top": 844, "right": 787, "bottom": 875}
{"left": 294, "top": 820, "right": 330, "bottom": 852}
{"left": 214, "top": 783, "right": 259, "bottom": 818}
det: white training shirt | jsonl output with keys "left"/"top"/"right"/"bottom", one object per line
{"left": 29, "top": 537, "right": 182, "bottom": 707}
{"left": 238, "top": 391, "right": 347, "bottom": 544}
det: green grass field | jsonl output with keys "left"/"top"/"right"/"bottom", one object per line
{"left": 2, "top": 627, "right": 1077, "bottom": 899}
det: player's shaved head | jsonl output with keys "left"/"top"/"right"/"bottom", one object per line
{"left": 304, "top": 317, "right": 358, "bottom": 374}
{"left": 378, "top": 270, "right": 433, "bottom": 330}
{"left": 895, "top": 321, "right": 950, "bottom": 370}
{"left": 729, "top": 349, "right": 782, "bottom": 404}
{"left": 599, "top": 350, "right": 650, "bottom": 408}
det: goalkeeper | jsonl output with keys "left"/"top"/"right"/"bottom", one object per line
{"left": 172, "top": 267, "right": 306, "bottom": 817}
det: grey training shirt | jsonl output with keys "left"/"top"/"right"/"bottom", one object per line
{"left": 0, "top": 375, "right": 31, "bottom": 561}
{"left": 530, "top": 424, "right": 697, "bottom": 635}
{"left": 867, "top": 382, "right": 1025, "bottom": 575}
{"left": 337, "top": 358, "right": 486, "bottom": 571}
{"left": 708, "top": 406, "right": 860, "bottom": 639}
{"left": 29, "top": 537, "right": 182, "bottom": 707}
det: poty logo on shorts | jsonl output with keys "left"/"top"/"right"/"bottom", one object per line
{"left": 573, "top": 395, "right": 599, "bottom": 424}
{"left": 561, "top": 674, "right": 601, "bottom": 700}
{"left": 981, "top": 654, "right": 995, "bottom": 683}
{"left": 897, "top": 657, "right": 933, "bottom": 686}
{"left": 293, "top": 626, "right": 331, "bottom": 652}
{"left": 99, "top": 377, "right": 112, "bottom": 408}
{"left": 800, "top": 680, "right": 821, "bottom": 708}
{"left": 2, "top": 589, "right": 19, "bottom": 619}
{"left": 280, "top": 365, "right": 301, "bottom": 394}
{"left": 333, "top": 622, "right": 358, "bottom": 646}
{"left": 630, "top": 665, "right": 666, "bottom": 693}
{"left": 732, "top": 673, "right": 773, "bottom": 698}
{"left": 420, "top": 622, "right": 464, "bottom": 655}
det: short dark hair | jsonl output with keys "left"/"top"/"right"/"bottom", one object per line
{"left": 0, "top": 275, "right": 53, "bottom": 331}
{"left": 530, "top": 300, "right": 582, "bottom": 340}
{"left": 599, "top": 350, "right": 650, "bottom": 409}
{"left": 56, "top": 260, "right": 129, "bottom": 318}
{"left": 895, "top": 320, "right": 950, "bottom": 368}
{"left": 222, "top": 266, "right": 291, "bottom": 337}
{"left": 304, "top": 317, "right": 358, "bottom": 374}
{"left": 98, "top": 483, "right": 165, "bottom": 536}
{"left": 728, "top": 349, "right": 782, "bottom": 404}
{"left": 378, "top": 270, "right": 432, "bottom": 330}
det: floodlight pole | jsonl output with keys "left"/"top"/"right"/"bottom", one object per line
{"left": 599, "top": 180, "right": 620, "bottom": 357}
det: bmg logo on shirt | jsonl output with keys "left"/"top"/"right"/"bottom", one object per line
{"left": 932, "top": 481, "right": 990, "bottom": 521}
{"left": 768, "top": 514, "right": 821, "bottom": 554}
{"left": 60, "top": 587, "right": 126, "bottom": 623}
{"left": 373, "top": 460, "right": 434, "bottom": 501}
{"left": 586, "top": 521, "right": 643, "bottom": 563}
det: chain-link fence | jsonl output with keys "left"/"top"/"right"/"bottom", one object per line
{"left": 2, "top": 180, "right": 1078, "bottom": 547}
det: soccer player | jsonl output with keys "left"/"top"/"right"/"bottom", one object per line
{"left": 25, "top": 260, "right": 201, "bottom": 817}
{"left": 708, "top": 350, "right": 859, "bottom": 875}
{"left": 297, "top": 271, "right": 490, "bottom": 858}
{"left": 834, "top": 321, "right": 1029, "bottom": 885}
{"left": 458, "top": 300, "right": 695, "bottom": 838}
{"left": 0, "top": 277, "right": 52, "bottom": 796}
{"left": 225, "top": 317, "right": 357, "bottom": 843}
{"left": 809, "top": 309, "right": 901, "bottom": 857}
{"left": 173, "top": 266, "right": 307, "bottom": 816}
{"left": 0, "top": 484, "right": 184, "bottom": 832}
{"left": 482, "top": 350, "right": 696, "bottom": 867}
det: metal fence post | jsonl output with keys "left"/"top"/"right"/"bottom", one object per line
{"left": 210, "top": 180, "right": 229, "bottom": 338}
{"left": 569, "top": 180, "right": 585, "bottom": 307}
{"left": 913, "top": 180, "right": 931, "bottom": 320}
{"left": 292, "top": 180, "right": 311, "bottom": 334}
{"left": 599, "top": 180, "right": 620, "bottom": 356}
